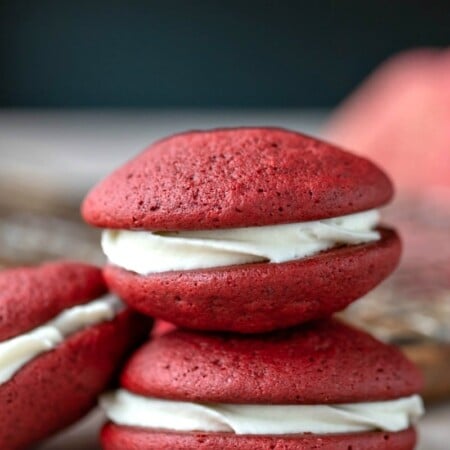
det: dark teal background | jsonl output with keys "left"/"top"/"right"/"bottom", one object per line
{"left": 0, "top": 1, "right": 448, "bottom": 107}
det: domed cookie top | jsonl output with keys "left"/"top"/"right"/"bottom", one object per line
{"left": 0, "top": 261, "right": 107, "bottom": 342}
{"left": 121, "top": 319, "right": 422, "bottom": 404}
{"left": 82, "top": 128, "right": 393, "bottom": 231}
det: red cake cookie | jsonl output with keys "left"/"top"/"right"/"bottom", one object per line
{"left": 0, "top": 261, "right": 150, "bottom": 450}
{"left": 82, "top": 128, "right": 400, "bottom": 332}
{"left": 100, "top": 320, "right": 424, "bottom": 450}
{"left": 82, "top": 128, "right": 393, "bottom": 230}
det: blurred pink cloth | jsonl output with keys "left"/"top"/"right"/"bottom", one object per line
{"left": 325, "top": 49, "right": 450, "bottom": 304}
{"left": 325, "top": 48, "right": 450, "bottom": 194}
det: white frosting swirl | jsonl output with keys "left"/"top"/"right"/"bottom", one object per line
{"left": 100, "top": 390, "right": 424, "bottom": 435}
{"left": 0, "top": 295, "right": 122, "bottom": 385}
{"left": 102, "top": 209, "right": 380, "bottom": 274}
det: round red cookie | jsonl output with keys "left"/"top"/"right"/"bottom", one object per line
{"left": 121, "top": 319, "right": 421, "bottom": 403}
{"left": 82, "top": 127, "right": 393, "bottom": 230}
{"left": 104, "top": 227, "right": 401, "bottom": 333}
{"left": 101, "top": 320, "right": 422, "bottom": 450}
{"left": 0, "top": 261, "right": 150, "bottom": 450}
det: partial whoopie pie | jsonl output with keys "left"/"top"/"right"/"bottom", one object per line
{"left": 100, "top": 319, "right": 424, "bottom": 450}
{"left": 0, "top": 261, "right": 149, "bottom": 450}
{"left": 82, "top": 128, "right": 401, "bottom": 333}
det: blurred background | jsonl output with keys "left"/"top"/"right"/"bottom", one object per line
{"left": 0, "top": 2, "right": 449, "bottom": 449}
{"left": 1, "top": 1, "right": 449, "bottom": 107}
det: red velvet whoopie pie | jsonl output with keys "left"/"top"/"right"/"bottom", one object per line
{"left": 82, "top": 128, "right": 400, "bottom": 333}
{"left": 0, "top": 261, "right": 150, "bottom": 450}
{"left": 100, "top": 319, "right": 424, "bottom": 450}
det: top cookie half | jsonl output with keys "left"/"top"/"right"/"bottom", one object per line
{"left": 82, "top": 127, "right": 393, "bottom": 231}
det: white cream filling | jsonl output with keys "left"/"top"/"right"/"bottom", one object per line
{"left": 0, "top": 295, "right": 123, "bottom": 385}
{"left": 100, "top": 390, "right": 424, "bottom": 435}
{"left": 102, "top": 209, "right": 380, "bottom": 274}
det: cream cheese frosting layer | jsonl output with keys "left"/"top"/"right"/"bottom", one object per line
{"left": 100, "top": 390, "right": 424, "bottom": 435}
{"left": 0, "top": 295, "right": 123, "bottom": 385}
{"left": 102, "top": 209, "right": 380, "bottom": 274}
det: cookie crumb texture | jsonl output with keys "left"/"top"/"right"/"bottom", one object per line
{"left": 0, "top": 310, "right": 148, "bottom": 450}
{"left": 101, "top": 424, "right": 416, "bottom": 450}
{"left": 104, "top": 228, "right": 400, "bottom": 333}
{"left": 82, "top": 128, "right": 393, "bottom": 231}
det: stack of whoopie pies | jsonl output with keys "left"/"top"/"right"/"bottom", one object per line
{"left": 81, "top": 128, "right": 424, "bottom": 450}
{"left": 0, "top": 128, "right": 424, "bottom": 450}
